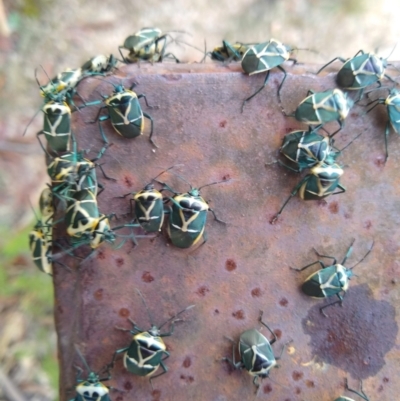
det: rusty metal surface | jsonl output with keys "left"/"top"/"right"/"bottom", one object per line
{"left": 54, "top": 63, "right": 400, "bottom": 401}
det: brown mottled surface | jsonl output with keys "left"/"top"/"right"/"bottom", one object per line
{"left": 52, "top": 63, "right": 400, "bottom": 401}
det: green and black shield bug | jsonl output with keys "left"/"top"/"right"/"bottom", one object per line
{"left": 122, "top": 165, "right": 182, "bottom": 233}
{"left": 70, "top": 346, "right": 112, "bottom": 401}
{"left": 157, "top": 175, "right": 229, "bottom": 249}
{"left": 293, "top": 89, "right": 353, "bottom": 133}
{"left": 111, "top": 289, "right": 194, "bottom": 388}
{"left": 81, "top": 54, "right": 118, "bottom": 74}
{"left": 92, "top": 81, "right": 156, "bottom": 147}
{"left": 241, "top": 38, "right": 297, "bottom": 111}
{"left": 366, "top": 87, "right": 400, "bottom": 162}
{"left": 119, "top": 28, "right": 179, "bottom": 63}
{"left": 208, "top": 40, "right": 248, "bottom": 62}
{"left": 334, "top": 379, "right": 370, "bottom": 401}
{"left": 222, "top": 311, "right": 286, "bottom": 388}
{"left": 40, "top": 68, "right": 84, "bottom": 98}
{"left": 290, "top": 240, "right": 373, "bottom": 316}
{"left": 315, "top": 47, "right": 396, "bottom": 100}
{"left": 270, "top": 161, "right": 345, "bottom": 224}
{"left": 277, "top": 127, "right": 340, "bottom": 173}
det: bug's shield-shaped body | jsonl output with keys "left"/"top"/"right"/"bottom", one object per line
{"left": 133, "top": 187, "right": 164, "bottom": 232}
{"left": 89, "top": 215, "right": 113, "bottom": 249}
{"left": 299, "top": 162, "right": 343, "bottom": 200}
{"left": 241, "top": 39, "right": 290, "bottom": 74}
{"left": 295, "top": 89, "right": 352, "bottom": 125}
{"left": 124, "top": 331, "right": 167, "bottom": 376}
{"left": 75, "top": 380, "right": 110, "bottom": 401}
{"left": 168, "top": 192, "right": 209, "bottom": 248}
{"left": 239, "top": 329, "right": 276, "bottom": 376}
{"left": 123, "top": 28, "right": 162, "bottom": 53}
{"left": 386, "top": 89, "right": 400, "bottom": 134}
{"left": 281, "top": 130, "right": 331, "bottom": 171}
{"left": 81, "top": 54, "right": 116, "bottom": 74}
{"left": 41, "top": 68, "right": 83, "bottom": 96}
{"left": 339, "top": 53, "right": 386, "bottom": 89}
{"left": 66, "top": 190, "right": 100, "bottom": 238}
{"left": 42, "top": 100, "right": 71, "bottom": 152}
{"left": 29, "top": 228, "right": 52, "bottom": 275}
{"left": 105, "top": 90, "right": 144, "bottom": 138}
{"left": 302, "top": 264, "right": 350, "bottom": 298}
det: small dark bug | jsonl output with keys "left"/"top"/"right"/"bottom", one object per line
{"left": 291, "top": 240, "right": 373, "bottom": 316}
{"left": 208, "top": 40, "right": 248, "bottom": 62}
{"left": 222, "top": 311, "right": 286, "bottom": 388}
{"left": 294, "top": 89, "right": 353, "bottom": 133}
{"left": 334, "top": 378, "right": 370, "bottom": 401}
{"left": 69, "top": 346, "right": 112, "bottom": 401}
{"left": 315, "top": 47, "right": 396, "bottom": 100}
{"left": 119, "top": 28, "right": 179, "bottom": 63}
{"left": 270, "top": 161, "right": 345, "bottom": 224}
{"left": 92, "top": 81, "right": 156, "bottom": 147}
{"left": 157, "top": 175, "right": 229, "bottom": 249}
{"left": 366, "top": 87, "right": 400, "bottom": 162}
{"left": 241, "top": 38, "right": 297, "bottom": 110}
{"left": 111, "top": 289, "right": 194, "bottom": 388}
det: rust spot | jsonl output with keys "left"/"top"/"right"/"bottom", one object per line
{"left": 328, "top": 201, "right": 339, "bottom": 214}
{"left": 222, "top": 173, "right": 231, "bottom": 180}
{"left": 364, "top": 220, "right": 372, "bottom": 229}
{"left": 350, "top": 112, "right": 358, "bottom": 118}
{"left": 116, "top": 257, "right": 124, "bottom": 267}
{"left": 151, "top": 389, "right": 161, "bottom": 401}
{"left": 97, "top": 251, "right": 106, "bottom": 260}
{"left": 142, "top": 271, "right": 154, "bottom": 283}
{"left": 263, "top": 384, "right": 273, "bottom": 393}
{"left": 279, "top": 297, "right": 288, "bottom": 307}
{"left": 251, "top": 287, "right": 262, "bottom": 297}
{"left": 94, "top": 289, "right": 103, "bottom": 300}
{"left": 292, "top": 371, "right": 304, "bottom": 381}
{"left": 219, "top": 120, "right": 227, "bottom": 128}
{"left": 124, "top": 176, "right": 133, "bottom": 187}
{"left": 116, "top": 397, "right": 123, "bottom": 401}
{"left": 58, "top": 306, "right": 64, "bottom": 314}
{"left": 124, "top": 381, "right": 133, "bottom": 390}
{"left": 225, "top": 259, "right": 237, "bottom": 271}
{"left": 232, "top": 309, "right": 245, "bottom": 320}
{"left": 344, "top": 212, "right": 351, "bottom": 219}
{"left": 383, "top": 377, "right": 389, "bottom": 383}
{"left": 303, "top": 284, "right": 398, "bottom": 379}
{"left": 374, "top": 157, "right": 385, "bottom": 167}
{"left": 196, "top": 285, "right": 209, "bottom": 296}
{"left": 119, "top": 308, "right": 130, "bottom": 318}
{"left": 306, "top": 380, "right": 315, "bottom": 388}
{"left": 378, "top": 385, "right": 384, "bottom": 392}
{"left": 214, "top": 309, "right": 220, "bottom": 314}
{"left": 180, "top": 374, "right": 194, "bottom": 383}
{"left": 182, "top": 356, "right": 191, "bottom": 368}
{"left": 285, "top": 127, "right": 295, "bottom": 133}
{"left": 274, "top": 329, "right": 282, "bottom": 339}
{"left": 295, "top": 387, "right": 301, "bottom": 394}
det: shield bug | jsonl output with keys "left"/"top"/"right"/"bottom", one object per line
{"left": 293, "top": 89, "right": 353, "bottom": 133}
{"left": 111, "top": 289, "right": 194, "bottom": 388}
{"left": 270, "top": 161, "right": 345, "bottom": 224}
{"left": 222, "top": 311, "right": 286, "bottom": 388}
{"left": 241, "top": 38, "right": 298, "bottom": 110}
{"left": 69, "top": 346, "right": 112, "bottom": 401}
{"left": 208, "top": 40, "right": 248, "bottom": 62}
{"left": 334, "top": 379, "right": 370, "bottom": 401}
{"left": 81, "top": 54, "right": 118, "bottom": 74}
{"left": 92, "top": 81, "right": 156, "bottom": 147}
{"left": 366, "top": 87, "right": 400, "bottom": 162}
{"left": 157, "top": 175, "right": 229, "bottom": 249}
{"left": 290, "top": 240, "right": 373, "bottom": 316}
{"left": 315, "top": 47, "right": 396, "bottom": 100}
{"left": 119, "top": 28, "right": 179, "bottom": 63}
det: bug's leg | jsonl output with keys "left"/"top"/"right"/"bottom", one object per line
{"left": 290, "top": 260, "right": 326, "bottom": 272}
{"left": 384, "top": 120, "right": 390, "bottom": 163}
{"left": 314, "top": 57, "right": 346, "bottom": 75}
{"left": 331, "top": 184, "right": 346, "bottom": 196}
{"left": 137, "top": 94, "right": 156, "bottom": 109}
{"left": 270, "top": 176, "right": 309, "bottom": 224}
{"left": 320, "top": 293, "right": 344, "bottom": 317}
{"left": 241, "top": 70, "right": 270, "bottom": 113}
{"left": 143, "top": 112, "right": 158, "bottom": 148}
{"left": 149, "top": 355, "right": 169, "bottom": 389}
{"left": 276, "top": 65, "right": 287, "bottom": 105}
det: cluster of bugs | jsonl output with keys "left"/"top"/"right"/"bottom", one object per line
{"left": 24, "top": 27, "right": 391, "bottom": 400}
